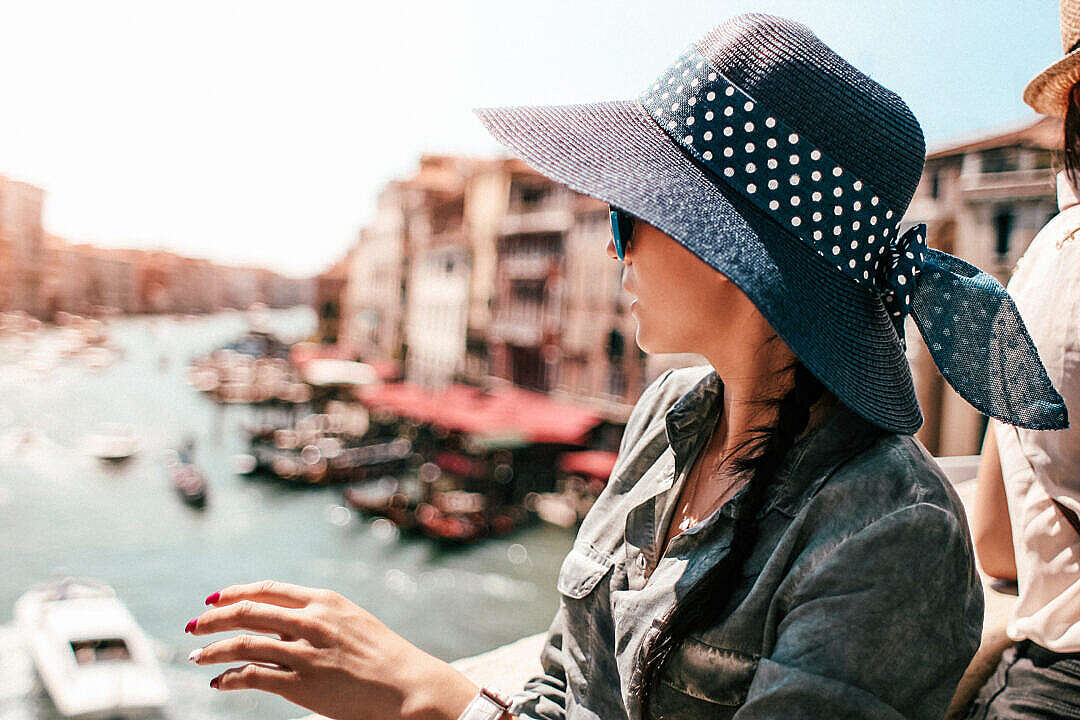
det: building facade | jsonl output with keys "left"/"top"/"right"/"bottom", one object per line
{"left": 0, "top": 176, "right": 47, "bottom": 316}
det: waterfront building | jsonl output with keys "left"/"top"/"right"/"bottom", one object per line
{"left": 343, "top": 155, "right": 483, "bottom": 386}
{"left": 315, "top": 257, "right": 350, "bottom": 344}
{"left": 39, "top": 240, "right": 137, "bottom": 317}
{"left": 218, "top": 265, "right": 262, "bottom": 312}
{"left": 0, "top": 176, "right": 47, "bottom": 317}
{"left": 0, "top": 169, "right": 309, "bottom": 318}
{"left": 259, "top": 268, "right": 312, "bottom": 310}
{"left": 905, "top": 116, "right": 1061, "bottom": 455}
{"left": 401, "top": 156, "right": 477, "bottom": 387}
{"left": 341, "top": 193, "right": 408, "bottom": 362}
{"left": 487, "top": 164, "right": 571, "bottom": 392}
{"left": 79, "top": 246, "right": 137, "bottom": 315}
{"left": 41, "top": 234, "right": 87, "bottom": 317}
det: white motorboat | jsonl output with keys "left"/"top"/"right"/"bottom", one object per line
{"left": 84, "top": 424, "right": 139, "bottom": 462}
{"left": 13, "top": 577, "right": 170, "bottom": 718}
{"left": 231, "top": 452, "right": 258, "bottom": 475}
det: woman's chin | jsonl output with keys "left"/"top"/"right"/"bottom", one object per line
{"left": 634, "top": 318, "right": 689, "bottom": 356}
{"left": 633, "top": 303, "right": 680, "bottom": 354}
{"left": 633, "top": 323, "right": 653, "bottom": 354}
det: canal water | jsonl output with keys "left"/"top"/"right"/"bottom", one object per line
{"left": 0, "top": 308, "right": 573, "bottom": 720}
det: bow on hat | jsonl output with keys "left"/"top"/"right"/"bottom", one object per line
{"left": 878, "top": 223, "right": 927, "bottom": 328}
{"left": 872, "top": 223, "right": 1066, "bottom": 431}
{"left": 643, "top": 48, "right": 1069, "bottom": 431}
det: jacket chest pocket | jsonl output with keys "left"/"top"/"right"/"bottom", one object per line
{"left": 557, "top": 545, "right": 616, "bottom": 599}
{"left": 652, "top": 637, "right": 759, "bottom": 717}
{"left": 555, "top": 546, "right": 619, "bottom": 696}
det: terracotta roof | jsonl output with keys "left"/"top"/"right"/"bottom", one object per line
{"left": 926, "top": 116, "right": 1062, "bottom": 160}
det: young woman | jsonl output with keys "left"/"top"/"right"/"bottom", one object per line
{"left": 182, "top": 14, "right": 1068, "bottom": 720}
{"left": 967, "top": 2, "right": 1080, "bottom": 717}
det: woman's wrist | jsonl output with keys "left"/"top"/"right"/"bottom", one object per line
{"left": 399, "top": 655, "right": 481, "bottom": 720}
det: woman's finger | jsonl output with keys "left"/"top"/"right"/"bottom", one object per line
{"left": 187, "top": 600, "right": 330, "bottom": 644}
{"left": 207, "top": 580, "right": 320, "bottom": 609}
{"left": 190, "top": 633, "right": 311, "bottom": 671}
{"left": 211, "top": 662, "right": 296, "bottom": 694}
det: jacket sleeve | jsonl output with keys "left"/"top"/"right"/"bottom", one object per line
{"left": 508, "top": 604, "right": 571, "bottom": 720}
{"left": 734, "top": 503, "right": 984, "bottom": 720}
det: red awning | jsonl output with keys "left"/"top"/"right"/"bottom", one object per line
{"left": 558, "top": 450, "right": 618, "bottom": 479}
{"left": 367, "top": 360, "right": 401, "bottom": 382}
{"left": 290, "top": 343, "right": 400, "bottom": 381}
{"left": 358, "top": 382, "right": 602, "bottom": 446}
{"left": 358, "top": 382, "right": 442, "bottom": 424}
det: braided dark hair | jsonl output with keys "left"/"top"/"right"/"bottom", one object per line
{"left": 1065, "top": 83, "right": 1080, "bottom": 190}
{"left": 638, "top": 359, "right": 827, "bottom": 718}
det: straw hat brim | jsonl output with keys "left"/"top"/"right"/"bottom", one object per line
{"left": 1024, "top": 48, "right": 1080, "bottom": 118}
{"left": 474, "top": 99, "right": 922, "bottom": 433}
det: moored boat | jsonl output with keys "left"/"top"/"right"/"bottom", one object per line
{"left": 166, "top": 440, "right": 208, "bottom": 507}
{"left": 533, "top": 450, "right": 618, "bottom": 527}
{"left": 414, "top": 490, "right": 524, "bottom": 543}
{"left": 13, "top": 577, "right": 170, "bottom": 718}
{"left": 344, "top": 476, "right": 421, "bottom": 531}
{"left": 83, "top": 423, "right": 139, "bottom": 462}
{"left": 170, "top": 463, "right": 207, "bottom": 508}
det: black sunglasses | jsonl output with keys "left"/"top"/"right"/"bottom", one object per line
{"left": 608, "top": 207, "right": 635, "bottom": 261}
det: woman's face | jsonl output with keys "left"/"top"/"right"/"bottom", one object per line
{"left": 606, "top": 219, "right": 770, "bottom": 359}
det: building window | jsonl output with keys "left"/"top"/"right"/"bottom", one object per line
{"left": 511, "top": 182, "right": 551, "bottom": 210}
{"left": 994, "top": 208, "right": 1014, "bottom": 257}
{"left": 982, "top": 148, "right": 1018, "bottom": 174}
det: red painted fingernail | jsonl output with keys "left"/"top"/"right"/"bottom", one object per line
{"left": 210, "top": 677, "right": 220, "bottom": 689}
{"left": 205, "top": 592, "right": 220, "bottom": 605}
{"left": 185, "top": 618, "right": 198, "bottom": 633}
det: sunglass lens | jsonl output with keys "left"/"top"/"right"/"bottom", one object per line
{"left": 609, "top": 209, "right": 633, "bottom": 260}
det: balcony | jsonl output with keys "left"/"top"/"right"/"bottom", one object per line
{"left": 959, "top": 168, "right": 1055, "bottom": 201}
{"left": 500, "top": 208, "right": 574, "bottom": 236}
{"left": 499, "top": 254, "right": 559, "bottom": 281}
{"left": 489, "top": 313, "right": 543, "bottom": 346}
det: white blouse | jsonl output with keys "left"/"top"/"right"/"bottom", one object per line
{"left": 994, "top": 171, "right": 1080, "bottom": 652}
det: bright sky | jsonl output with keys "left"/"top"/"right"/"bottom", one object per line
{"left": 0, "top": 0, "right": 1061, "bottom": 277}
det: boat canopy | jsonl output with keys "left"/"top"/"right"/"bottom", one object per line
{"left": 557, "top": 450, "right": 619, "bottom": 480}
{"left": 359, "top": 382, "right": 602, "bottom": 446}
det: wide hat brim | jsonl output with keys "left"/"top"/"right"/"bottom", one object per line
{"left": 475, "top": 99, "right": 922, "bottom": 434}
{"left": 1024, "top": 48, "right": 1080, "bottom": 117}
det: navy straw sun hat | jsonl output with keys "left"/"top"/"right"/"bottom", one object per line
{"left": 475, "top": 13, "right": 1068, "bottom": 434}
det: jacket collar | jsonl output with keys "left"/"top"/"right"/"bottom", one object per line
{"left": 663, "top": 369, "right": 886, "bottom": 519}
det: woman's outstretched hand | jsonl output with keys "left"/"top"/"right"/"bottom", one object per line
{"left": 185, "top": 580, "right": 479, "bottom": 720}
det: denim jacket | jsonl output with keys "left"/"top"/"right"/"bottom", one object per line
{"left": 510, "top": 366, "right": 983, "bottom": 720}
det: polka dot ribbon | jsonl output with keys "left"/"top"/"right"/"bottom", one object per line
{"left": 641, "top": 47, "right": 1069, "bottom": 430}
{"left": 879, "top": 224, "right": 927, "bottom": 330}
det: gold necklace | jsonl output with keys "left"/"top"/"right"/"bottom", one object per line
{"left": 674, "top": 434, "right": 736, "bottom": 534}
